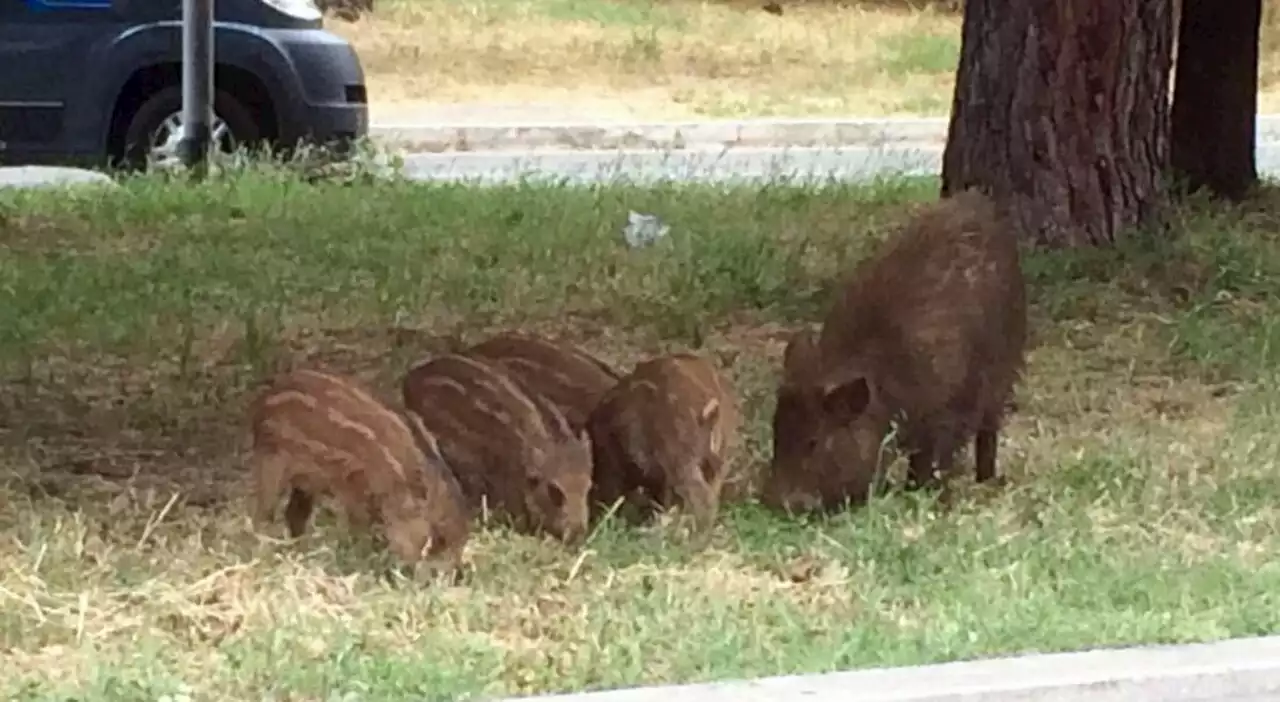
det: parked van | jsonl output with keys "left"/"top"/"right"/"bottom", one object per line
{"left": 0, "top": 0, "right": 369, "bottom": 169}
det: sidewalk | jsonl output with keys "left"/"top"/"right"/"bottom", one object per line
{"left": 496, "top": 635, "right": 1280, "bottom": 702}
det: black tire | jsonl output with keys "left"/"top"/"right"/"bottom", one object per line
{"left": 119, "top": 86, "right": 262, "bottom": 170}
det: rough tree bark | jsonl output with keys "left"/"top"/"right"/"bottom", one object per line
{"left": 1170, "top": 0, "right": 1262, "bottom": 201}
{"left": 941, "top": 0, "right": 1174, "bottom": 248}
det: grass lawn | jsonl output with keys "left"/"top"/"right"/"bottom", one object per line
{"left": 331, "top": 0, "right": 1280, "bottom": 119}
{"left": 1, "top": 168, "right": 1280, "bottom": 700}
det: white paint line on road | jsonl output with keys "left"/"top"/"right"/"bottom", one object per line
{"left": 498, "top": 635, "right": 1280, "bottom": 702}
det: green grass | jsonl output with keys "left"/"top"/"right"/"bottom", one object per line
{"left": 537, "top": 0, "right": 688, "bottom": 29}
{"left": 874, "top": 31, "right": 960, "bottom": 79}
{"left": 2, "top": 166, "right": 1280, "bottom": 700}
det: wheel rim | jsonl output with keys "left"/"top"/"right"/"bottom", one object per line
{"left": 148, "top": 110, "right": 237, "bottom": 167}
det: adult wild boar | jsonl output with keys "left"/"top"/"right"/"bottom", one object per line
{"left": 761, "top": 190, "right": 1028, "bottom": 513}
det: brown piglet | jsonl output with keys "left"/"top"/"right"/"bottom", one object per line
{"left": 401, "top": 353, "right": 593, "bottom": 543}
{"left": 586, "top": 352, "right": 741, "bottom": 531}
{"left": 248, "top": 369, "right": 472, "bottom": 571}
{"left": 761, "top": 189, "right": 1028, "bottom": 514}
{"left": 462, "top": 331, "right": 621, "bottom": 431}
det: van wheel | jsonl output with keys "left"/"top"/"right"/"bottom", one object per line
{"left": 121, "top": 86, "right": 262, "bottom": 170}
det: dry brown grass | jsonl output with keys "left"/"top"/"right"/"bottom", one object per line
{"left": 333, "top": 0, "right": 1280, "bottom": 120}
{"left": 332, "top": 0, "right": 961, "bottom": 119}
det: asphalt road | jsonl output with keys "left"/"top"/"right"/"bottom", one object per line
{"left": 6, "top": 143, "right": 1280, "bottom": 188}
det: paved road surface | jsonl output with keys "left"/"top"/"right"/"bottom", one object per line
{"left": 399, "top": 143, "right": 1280, "bottom": 185}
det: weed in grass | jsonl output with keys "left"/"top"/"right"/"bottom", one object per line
{"left": 1, "top": 168, "right": 1280, "bottom": 699}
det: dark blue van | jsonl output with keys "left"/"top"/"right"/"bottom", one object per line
{"left": 0, "top": 0, "right": 369, "bottom": 169}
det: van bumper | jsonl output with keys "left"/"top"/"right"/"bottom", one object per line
{"left": 269, "top": 28, "right": 370, "bottom": 149}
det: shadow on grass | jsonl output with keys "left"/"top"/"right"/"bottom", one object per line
{"left": 2, "top": 171, "right": 1278, "bottom": 498}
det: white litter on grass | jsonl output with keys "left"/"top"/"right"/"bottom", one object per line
{"left": 622, "top": 210, "right": 670, "bottom": 248}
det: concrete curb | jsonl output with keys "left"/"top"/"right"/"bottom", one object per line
{"left": 0, "top": 166, "right": 119, "bottom": 189}
{"left": 370, "top": 118, "right": 949, "bottom": 153}
{"left": 496, "top": 635, "right": 1280, "bottom": 701}
{"left": 372, "top": 114, "right": 1280, "bottom": 153}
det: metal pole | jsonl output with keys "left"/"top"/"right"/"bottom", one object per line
{"left": 179, "top": 0, "right": 214, "bottom": 177}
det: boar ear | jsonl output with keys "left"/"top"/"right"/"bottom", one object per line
{"left": 546, "top": 482, "right": 566, "bottom": 508}
{"left": 708, "top": 423, "right": 725, "bottom": 457}
{"left": 771, "top": 385, "right": 811, "bottom": 449}
{"left": 772, "top": 385, "right": 805, "bottom": 424}
{"left": 527, "top": 473, "right": 565, "bottom": 507}
{"left": 525, "top": 472, "right": 545, "bottom": 493}
{"left": 821, "top": 374, "right": 871, "bottom": 421}
{"left": 782, "top": 329, "right": 819, "bottom": 377}
{"left": 406, "top": 412, "right": 443, "bottom": 459}
{"left": 698, "top": 397, "right": 721, "bottom": 427}
{"left": 699, "top": 455, "right": 721, "bottom": 482}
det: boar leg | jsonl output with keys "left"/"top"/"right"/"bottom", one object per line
{"left": 616, "top": 487, "right": 657, "bottom": 526}
{"left": 284, "top": 488, "right": 316, "bottom": 538}
{"left": 588, "top": 446, "right": 637, "bottom": 524}
{"left": 906, "top": 453, "right": 934, "bottom": 491}
{"left": 905, "top": 430, "right": 937, "bottom": 491}
{"left": 250, "top": 452, "right": 289, "bottom": 529}
{"left": 932, "top": 438, "right": 958, "bottom": 483}
{"left": 909, "top": 424, "right": 962, "bottom": 492}
{"left": 974, "top": 412, "right": 1001, "bottom": 484}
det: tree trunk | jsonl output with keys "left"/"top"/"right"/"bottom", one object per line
{"left": 1169, "top": 0, "right": 1262, "bottom": 201}
{"left": 941, "top": 0, "right": 1174, "bottom": 248}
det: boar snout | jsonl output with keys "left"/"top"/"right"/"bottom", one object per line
{"left": 384, "top": 519, "right": 434, "bottom": 566}
{"left": 673, "top": 480, "right": 720, "bottom": 531}
{"left": 525, "top": 474, "right": 590, "bottom": 544}
{"left": 560, "top": 496, "right": 592, "bottom": 544}
{"left": 760, "top": 481, "right": 824, "bottom": 516}
{"left": 535, "top": 505, "right": 588, "bottom": 545}
{"left": 556, "top": 520, "right": 589, "bottom": 545}
{"left": 405, "top": 551, "right": 468, "bottom": 585}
